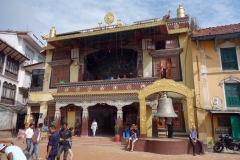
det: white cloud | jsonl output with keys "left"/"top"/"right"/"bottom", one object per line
{"left": 0, "top": 0, "right": 239, "bottom": 44}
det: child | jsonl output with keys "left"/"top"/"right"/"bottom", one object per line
{"left": 68, "top": 127, "right": 74, "bottom": 160}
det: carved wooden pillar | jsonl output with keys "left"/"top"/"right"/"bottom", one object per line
{"left": 139, "top": 98, "right": 147, "bottom": 138}
{"left": 137, "top": 50, "right": 143, "bottom": 77}
{"left": 81, "top": 108, "right": 89, "bottom": 136}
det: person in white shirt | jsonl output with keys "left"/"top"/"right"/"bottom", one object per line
{"left": 91, "top": 119, "right": 98, "bottom": 138}
{"left": 23, "top": 123, "right": 34, "bottom": 153}
{"left": 29, "top": 123, "right": 43, "bottom": 160}
{"left": 0, "top": 143, "right": 27, "bottom": 160}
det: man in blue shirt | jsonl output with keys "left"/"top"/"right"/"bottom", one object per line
{"left": 46, "top": 125, "right": 60, "bottom": 160}
{"left": 189, "top": 126, "right": 204, "bottom": 156}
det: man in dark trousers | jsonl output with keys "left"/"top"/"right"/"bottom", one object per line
{"left": 165, "top": 117, "right": 173, "bottom": 138}
{"left": 57, "top": 122, "right": 72, "bottom": 160}
{"left": 46, "top": 125, "right": 60, "bottom": 160}
{"left": 189, "top": 126, "right": 204, "bottom": 156}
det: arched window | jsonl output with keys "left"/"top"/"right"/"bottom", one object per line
{"left": 1, "top": 82, "right": 16, "bottom": 105}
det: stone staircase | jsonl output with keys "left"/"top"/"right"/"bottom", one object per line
{"left": 73, "top": 136, "right": 123, "bottom": 146}
{"left": 42, "top": 136, "right": 124, "bottom": 147}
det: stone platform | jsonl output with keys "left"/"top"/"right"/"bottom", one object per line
{"left": 121, "top": 136, "right": 207, "bottom": 155}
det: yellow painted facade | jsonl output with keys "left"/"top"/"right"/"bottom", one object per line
{"left": 191, "top": 38, "right": 240, "bottom": 143}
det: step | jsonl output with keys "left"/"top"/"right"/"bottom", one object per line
{"left": 41, "top": 136, "right": 123, "bottom": 147}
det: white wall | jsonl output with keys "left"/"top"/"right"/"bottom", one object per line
{"left": 0, "top": 32, "right": 45, "bottom": 106}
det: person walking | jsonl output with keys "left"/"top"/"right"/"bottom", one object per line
{"left": 0, "top": 143, "right": 26, "bottom": 160}
{"left": 126, "top": 125, "right": 140, "bottom": 152}
{"left": 57, "top": 122, "right": 72, "bottom": 160}
{"left": 68, "top": 127, "right": 74, "bottom": 160}
{"left": 165, "top": 117, "right": 173, "bottom": 138}
{"left": 91, "top": 119, "right": 98, "bottom": 138}
{"left": 46, "top": 125, "right": 60, "bottom": 160}
{"left": 74, "top": 122, "right": 80, "bottom": 137}
{"left": 189, "top": 126, "right": 205, "bottom": 156}
{"left": 23, "top": 123, "right": 34, "bottom": 153}
{"left": 29, "top": 123, "right": 43, "bottom": 160}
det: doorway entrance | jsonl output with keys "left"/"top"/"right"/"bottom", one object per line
{"left": 88, "top": 104, "right": 117, "bottom": 136}
{"left": 60, "top": 105, "right": 83, "bottom": 136}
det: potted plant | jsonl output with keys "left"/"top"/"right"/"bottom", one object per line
{"left": 114, "top": 124, "right": 120, "bottom": 142}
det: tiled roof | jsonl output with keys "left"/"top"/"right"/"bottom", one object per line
{"left": 191, "top": 23, "right": 240, "bottom": 37}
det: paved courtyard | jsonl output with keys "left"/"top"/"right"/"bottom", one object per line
{"left": 0, "top": 138, "right": 239, "bottom": 160}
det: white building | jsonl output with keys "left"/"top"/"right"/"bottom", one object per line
{"left": 0, "top": 31, "right": 45, "bottom": 137}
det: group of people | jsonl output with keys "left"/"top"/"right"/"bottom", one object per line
{"left": 46, "top": 122, "right": 73, "bottom": 160}
{"left": 0, "top": 120, "right": 204, "bottom": 159}
{"left": 108, "top": 72, "right": 142, "bottom": 80}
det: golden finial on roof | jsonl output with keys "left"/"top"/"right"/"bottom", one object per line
{"left": 41, "top": 32, "right": 49, "bottom": 40}
{"left": 94, "top": 22, "right": 102, "bottom": 31}
{"left": 49, "top": 26, "right": 56, "bottom": 38}
{"left": 116, "top": 20, "right": 124, "bottom": 27}
{"left": 177, "top": 4, "right": 185, "bottom": 18}
{"left": 104, "top": 12, "right": 115, "bottom": 26}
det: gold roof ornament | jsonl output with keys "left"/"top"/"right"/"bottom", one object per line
{"left": 177, "top": 4, "right": 185, "bottom": 18}
{"left": 49, "top": 26, "right": 56, "bottom": 38}
{"left": 116, "top": 19, "right": 124, "bottom": 27}
{"left": 41, "top": 32, "right": 49, "bottom": 40}
{"left": 104, "top": 12, "right": 115, "bottom": 26}
{"left": 94, "top": 22, "right": 102, "bottom": 31}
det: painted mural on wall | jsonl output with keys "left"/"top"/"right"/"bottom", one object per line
{"left": 0, "top": 110, "right": 17, "bottom": 130}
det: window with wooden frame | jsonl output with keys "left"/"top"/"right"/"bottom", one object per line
{"left": 165, "top": 39, "right": 177, "bottom": 49}
{"left": 146, "top": 39, "right": 156, "bottom": 50}
{"left": 5, "top": 57, "right": 19, "bottom": 80}
{"left": 0, "top": 51, "right": 4, "bottom": 73}
{"left": 52, "top": 48, "right": 71, "bottom": 61}
{"left": 1, "top": 82, "right": 16, "bottom": 105}
{"left": 157, "top": 103, "right": 184, "bottom": 129}
{"left": 155, "top": 39, "right": 178, "bottom": 50}
{"left": 220, "top": 48, "right": 238, "bottom": 70}
{"left": 51, "top": 67, "right": 69, "bottom": 86}
{"left": 154, "top": 56, "right": 180, "bottom": 80}
{"left": 224, "top": 83, "right": 240, "bottom": 107}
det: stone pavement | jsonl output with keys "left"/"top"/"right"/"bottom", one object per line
{"left": 0, "top": 138, "right": 239, "bottom": 160}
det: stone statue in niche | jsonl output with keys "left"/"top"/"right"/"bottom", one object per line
{"left": 211, "top": 96, "right": 222, "bottom": 109}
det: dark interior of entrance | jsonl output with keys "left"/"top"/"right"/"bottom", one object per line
{"left": 88, "top": 104, "right": 117, "bottom": 136}
{"left": 123, "top": 104, "right": 139, "bottom": 129}
{"left": 86, "top": 48, "right": 138, "bottom": 80}
{"left": 31, "top": 113, "right": 39, "bottom": 128}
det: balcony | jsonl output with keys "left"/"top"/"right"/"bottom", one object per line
{"left": 56, "top": 77, "right": 159, "bottom": 93}
{"left": 29, "top": 87, "right": 43, "bottom": 92}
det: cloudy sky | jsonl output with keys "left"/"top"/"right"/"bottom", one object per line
{"left": 0, "top": 0, "right": 239, "bottom": 44}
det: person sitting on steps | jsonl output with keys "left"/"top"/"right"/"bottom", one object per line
{"left": 126, "top": 125, "right": 139, "bottom": 152}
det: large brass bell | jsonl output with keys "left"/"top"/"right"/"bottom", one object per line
{"left": 154, "top": 93, "right": 178, "bottom": 117}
